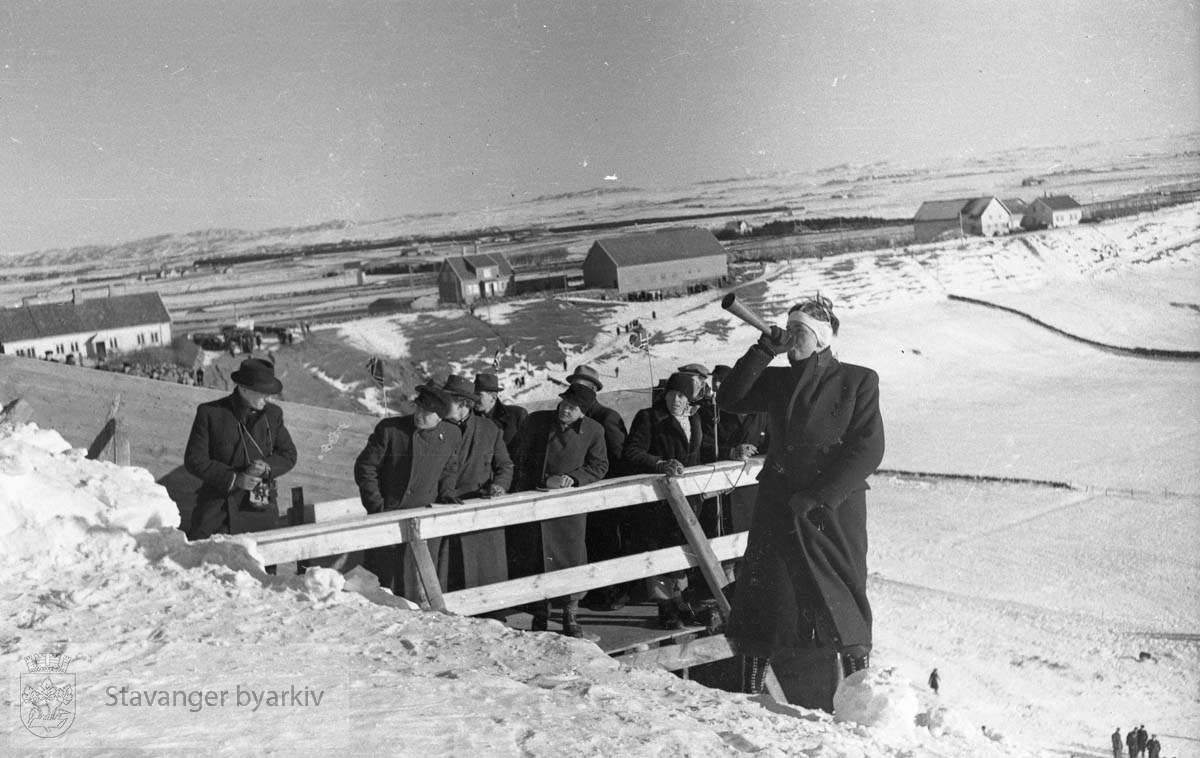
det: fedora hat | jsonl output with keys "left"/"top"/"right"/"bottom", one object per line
{"left": 474, "top": 373, "right": 503, "bottom": 393}
{"left": 231, "top": 358, "right": 282, "bottom": 395}
{"left": 414, "top": 383, "right": 451, "bottom": 417}
{"left": 665, "top": 371, "right": 700, "bottom": 402}
{"left": 442, "top": 374, "right": 479, "bottom": 402}
{"left": 558, "top": 383, "right": 597, "bottom": 413}
{"left": 676, "top": 363, "right": 710, "bottom": 378}
{"left": 565, "top": 364, "right": 603, "bottom": 391}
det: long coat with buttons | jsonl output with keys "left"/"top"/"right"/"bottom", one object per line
{"left": 184, "top": 392, "right": 298, "bottom": 540}
{"left": 353, "top": 415, "right": 461, "bottom": 598}
{"left": 507, "top": 410, "right": 608, "bottom": 577}
{"left": 716, "top": 345, "right": 884, "bottom": 659}
{"left": 622, "top": 402, "right": 709, "bottom": 552}
{"left": 437, "top": 414, "right": 514, "bottom": 591}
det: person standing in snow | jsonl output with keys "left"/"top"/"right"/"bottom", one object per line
{"left": 1137, "top": 725, "right": 1149, "bottom": 757}
{"left": 184, "top": 357, "right": 297, "bottom": 540}
{"left": 1113, "top": 727, "right": 1124, "bottom": 757}
{"left": 716, "top": 294, "right": 884, "bottom": 713}
{"left": 928, "top": 668, "right": 940, "bottom": 694}
{"left": 1146, "top": 734, "right": 1161, "bottom": 758}
{"left": 353, "top": 383, "right": 461, "bottom": 601}
{"left": 506, "top": 383, "right": 609, "bottom": 637}
{"left": 1127, "top": 727, "right": 1139, "bottom": 758}
{"left": 435, "top": 375, "right": 513, "bottom": 594}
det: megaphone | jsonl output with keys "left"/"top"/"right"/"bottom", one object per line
{"left": 721, "top": 292, "right": 775, "bottom": 337}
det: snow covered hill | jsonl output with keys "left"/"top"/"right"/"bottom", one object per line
{"left": 3, "top": 203, "right": 1197, "bottom": 756}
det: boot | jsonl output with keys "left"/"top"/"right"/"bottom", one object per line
{"left": 742, "top": 655, "right": 768, "bottom": 695}
{"left": 561, "top": 608, "right": 584, "bottom": 638}
{"left": 530, "top": 614, "right": 549, "bottom": 632}
{"left": 841, "top": 648, "right": 869, "bottom": 678}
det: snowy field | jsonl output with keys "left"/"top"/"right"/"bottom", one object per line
{"left": 3, "top": 204, "right": 1198, "bottom": 756}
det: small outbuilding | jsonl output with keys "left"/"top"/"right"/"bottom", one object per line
{"left": 960, "top": 196, "right": 1012, "bottom": 237}
{"left": 582, "top": 227, "right": 727, "bottom": 295}
{"left": 1029, "top": 195, "right": 1083, "bottom": 229}
{"left": 1002, "top": 198, "right": 1031, "bottom": 230}
{"left": 913, "top": 199, "right": 970, "bottom": 243}
{"left": 0, "top": 290, "right": 172, "bottom": 363}
{"left": 438, "top": 252, "right": 514, "bottom": 305}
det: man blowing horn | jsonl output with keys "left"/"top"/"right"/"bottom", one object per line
{"left": 715, "top": 294, "right": 884, "bottom": 713}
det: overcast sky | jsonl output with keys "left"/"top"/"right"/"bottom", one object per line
{"left": 1, "top": 1, "right": 1197, "bottom": 254}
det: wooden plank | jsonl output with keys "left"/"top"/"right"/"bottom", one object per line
{"left": 405, "top": 529, "right": 446, "bottom": 613}
{"left": 442, "top": 533, "right": 747, "bottom": 616}
{"left": 307, "top": 496, "right": 366, "bottom": 523}
{"left": 662, "top": 477, "right": 733, "bottom": 619}
{"left": 253, "top": 461, "right": 762, "bottom": 565}
{"left": 617, "top": 634, "right": 734, "bottom": 671}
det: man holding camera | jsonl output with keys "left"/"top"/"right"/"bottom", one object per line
{"left": 183, "top": 357, "right": 298, "bottom": 540}
{"left": 716, "top": 295, "right": 884, "bottom": 713}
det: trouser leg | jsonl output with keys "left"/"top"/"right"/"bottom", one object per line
{"left": 770, "top": 646, "right": 841, "bottom": 713}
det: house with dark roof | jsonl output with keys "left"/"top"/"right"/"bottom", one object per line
{"left": 960, "top": 196, "right": 1012, "bottom": 237}
{"left": 1002, "top": 198, "right": 1031, "bottom": 230}
{"left": 913, "top": 199, "right": 970, "bottom": 243}
{"left": 914, "top": 196, "right": 1014, "bottom": 242}
{"left": 1029, "top": 195, "right": 1083, "bottom": 229}
{"left": 582, "top": 227, "right": 727, "bottom": 295}
{"left": 0, "top": 290, "right": 172, "bottom": 362}
{"left": 437, "top": 252, "right": 514, "bottom": 305}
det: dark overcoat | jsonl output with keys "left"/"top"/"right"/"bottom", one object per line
{"left": 438, "top": 414, "right": 514, "bottom": 590}
{"left": 508, "top": 411, "right": 608, "bottom": 576}
{"left": 183, "top": 393, "right": 297, "bottom": 540}
{"left": 588, "top": 402, "right": 629, "bottom": 477}
{"left": 353, "top": 416, "right": 461, "bottom": 598}
{"left": 478, "top": 400, "right": 528, "bottom": 451}
{"left": 622, "top": 403, "right": 708, "bottom": 551}
{"left": 714, "top": 405, "right": 770, "bottom": 532}
{"left": 716, "top": 345, "right": 884, "bottom": 658}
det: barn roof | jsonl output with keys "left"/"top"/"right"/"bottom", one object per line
{"left": 913, "top": 199, "right": 971, "bottom": 222}
{"left": 442, "top": 253, "right": 514, "bottom": 282}
{"left": 1037, "top": 195, "right": 1082, "bottom": 210}
{"left": 1002, "top": 198, "right": 1030, "bottom": 213}
{"left": 0, "top": 292, "right": 171, "bottom": 343}
{"left": 590, "top": 227, "right": 726, "bottom": 267}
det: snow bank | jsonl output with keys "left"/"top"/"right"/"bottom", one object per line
{"left": 0, "top": 422, "right": 178, "bottom": 568}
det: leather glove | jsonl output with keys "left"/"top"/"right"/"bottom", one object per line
{"left": 233, "top": 472, "right": 262, "bottom": 491}
{"left": 731, "top": 443, "right": 758, "bottom": 461}
{"left": 656, "top": 459, "right": 686, "bottom": 477}
{"left": 435, "top": 494, "right": 464, "bottom": 505}
{"left": 544, "top": 474, "right": 574, "bottom": 489}
{"left": 481, "top": 483, "right": 506, "bottom": 498}
{"left": 756, "top": 325, "right": 794, "bottom": 356}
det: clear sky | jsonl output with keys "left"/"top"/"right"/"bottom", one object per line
{"left": 1, "top": 0, "right": 1197, "bottom": 254}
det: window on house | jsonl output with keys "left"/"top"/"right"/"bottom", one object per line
{"left": 151, "top": 332, "right": 160, "bottom": 343}
{"left": 137, "top": 334, "right": 146, "bottom": 345}
{"left": 56, "top": 344, "right": 64, "bottom": 354}
{"left": 109, "top": 337, "right": 119, "bottom": 349}
{"left": 71, "top": 342, "right": 79, "bottom": 352}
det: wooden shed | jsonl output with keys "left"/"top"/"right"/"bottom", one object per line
{"left": 582, "top": 227, "right": 727, "bottom": 295}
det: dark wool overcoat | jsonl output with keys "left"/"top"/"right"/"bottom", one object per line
{"left": 437, "top": 414, "right": 514, "bottom": 591}
{"left": 588, "top": 401, "right": 629, "bottom": 477}
{"left": 716, "top": 345, "right": 884, "bottom": 658}
{"left": 508, "top": 411, "right": 608, "bottom": 577}
{"left": 184, "top": 393, "right": 298, "bottom": 540}
{"left": 622, "top": 403, "right": 708, "bottom": 551}
{"left": 478, "top": 400, "right": 528, "bottom": 451}
{"left": 353, "top": 416, "right": 461, "bottom": 599}
{"left": 713, "top": 405, "right": 770, "bottom": 533}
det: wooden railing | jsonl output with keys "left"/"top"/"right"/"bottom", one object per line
{"left": 255, "top": 458, "right": 780, "bottom": 694}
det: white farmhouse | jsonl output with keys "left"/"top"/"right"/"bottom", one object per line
{"left": 1029, "top": 195, "right": 1083, "bottom": 229}
{"left": 0, "top": 291, "right": 172, "bottom": 363}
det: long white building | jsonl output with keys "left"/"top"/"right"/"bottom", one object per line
{"left": 0, "top": 291, "right": 172, "bottom": 363}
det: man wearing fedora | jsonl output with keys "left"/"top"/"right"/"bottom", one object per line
{"left": 354, "top": 382, "right": 462, "bottom": 600}
{"left": 436, "top": 375, "right": 514, "bottom": 594}
{"left": 183, "top": 357, "right": 298, "bottom": 540}
{"left": 508, "top": 383, "right": 608, "bottom": 636}
{"left": 567, "top": 364, "right": 637, "bottom": 611}
{"left": 473, "top": 372, "right": 527, "bottom": 452}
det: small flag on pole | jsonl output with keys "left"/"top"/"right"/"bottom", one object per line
{"left": 365, "top": 356, "right": 385, "bottom": 388}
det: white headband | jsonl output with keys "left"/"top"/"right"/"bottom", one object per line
{"left": 788, "top": 311, "right": 834, "bottom": 350}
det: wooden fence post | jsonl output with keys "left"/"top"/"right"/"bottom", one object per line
{"left": 86, "top": 393, "right": 130, "bottom": 466}
{"left": 402, "top": 520, "right": 447, "bottom": 613}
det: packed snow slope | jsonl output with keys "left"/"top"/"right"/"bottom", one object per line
{"left": 4, "top": 203, "right": 1198, "bottom": 756}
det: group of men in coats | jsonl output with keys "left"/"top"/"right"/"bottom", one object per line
{"left": 1115, "top": 725, "right": 1164, "bottom": 758}
{"left": 183, "top": 293, "right": 885, "bottom": 714}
